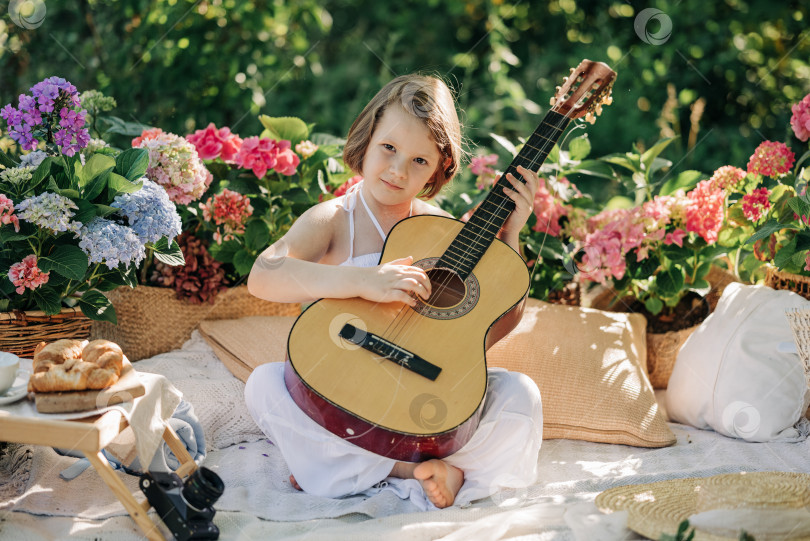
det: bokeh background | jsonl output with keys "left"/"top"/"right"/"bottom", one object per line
{"left": 1, "top": 0, "right": 809, "bottom": 199}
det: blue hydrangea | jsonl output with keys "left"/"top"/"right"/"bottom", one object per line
{"left": 19, "top": 150, "right": 48, "bottom": 168}
{"left": 79, "top": 217, "right": 145, "bottom": 270}
{"left": 16, "top": 192, "right": 82, "bottom": 236}
{"left": 112, "top": 178, "right": 181, "bottom": 244}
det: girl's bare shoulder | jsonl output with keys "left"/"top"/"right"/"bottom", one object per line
{"left": 413, "top": 199, "right": 453, "bottom": 218}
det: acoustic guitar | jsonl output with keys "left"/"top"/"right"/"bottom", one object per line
{"left": 285, "top": 60, "right": 617, "bottom": 462}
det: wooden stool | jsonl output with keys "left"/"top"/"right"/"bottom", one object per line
{"left": 0, "top": 409, "right": 196, "bottom": 541}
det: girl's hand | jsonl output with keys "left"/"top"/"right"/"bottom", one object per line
{"left": 502, "top": 165, "right": 540, "bottom": 234}
{"left": 358, "top": 256, "right": 432, "bottom": 306}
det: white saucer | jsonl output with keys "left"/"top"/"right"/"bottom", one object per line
{"left": 0, "top": 374, "right": 30, "bottom": 405}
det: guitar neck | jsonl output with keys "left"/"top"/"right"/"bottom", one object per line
{"left": 439, "top": 110, "right": 571, "bottom": 279}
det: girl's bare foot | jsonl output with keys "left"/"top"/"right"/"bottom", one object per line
{"left": 390, "top": 460, "right": 464, "bottom": 508}
{"left": 289, "top": 474, "right": 302, "bottom": 491}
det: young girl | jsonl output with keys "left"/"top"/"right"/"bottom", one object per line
{"left": 245, "top": 74, "right": 543, "bottom": 510}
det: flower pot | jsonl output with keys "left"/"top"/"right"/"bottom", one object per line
{"left": 587, "top": 266, "right": 739, "bottom": 389}
{"left": 0, "top": 308, "right": 92, "bottom": 359}
{"left": 90, "top": 285, "right": 300, "bottom": 361}
{"left": 764, "top": 266, "right": 810, "bottom": 301}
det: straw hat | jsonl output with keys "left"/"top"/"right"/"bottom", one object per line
{"left": 595, "top": 471, "right": 810, "bottom": 540}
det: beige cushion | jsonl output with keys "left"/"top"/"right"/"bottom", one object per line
{"left": 200, "top": 300, "right": 675, "bottom": 448}
{"left": 487, "top": 298, "right": 674, "bottom": 447}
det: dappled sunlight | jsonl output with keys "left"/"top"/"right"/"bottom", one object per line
{"left": 577, "top": 458, "right": 642, "bottom": 478}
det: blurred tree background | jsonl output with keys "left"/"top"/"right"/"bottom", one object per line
{"left": 1, "top": 0, "right": 808, "bottom": 201}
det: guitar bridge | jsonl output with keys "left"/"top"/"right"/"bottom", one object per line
{"left": 338, "top": 324, "right": 442, "bottom": 381}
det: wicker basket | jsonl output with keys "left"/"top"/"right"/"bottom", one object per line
{"left": 90, "top": 285, "right": 301, "bottom": 361}
{"left": 764, "top": 266, "right": 810, "bottom": 301}
{"left": 588, "top": 266, "right": 739, "bottom": 389}
{"left": 0, "top": 308, "right": 92, "bottom": 358}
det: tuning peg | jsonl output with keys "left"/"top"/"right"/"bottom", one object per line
{"left": 604, "top": 95, "right": 613, "bottom": 106}
{"left": 569, "top": 67, "right": 575, "bottom": 74}
{"left": 585, "top": 111, "right": 596, "bottom": 124}
{"left": 550, "top": 96, "right": 557, "bottom": 106}
{"left": 595, "top": 104, "right": 603, "bottom": 115}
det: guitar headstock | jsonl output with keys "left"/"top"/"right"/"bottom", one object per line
{"left": 549, "top": 59, "right": 616, "bottom": 124}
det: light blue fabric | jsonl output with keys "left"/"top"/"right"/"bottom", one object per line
{"left": 57, "top": 399, "right": 206, "bottom": 480}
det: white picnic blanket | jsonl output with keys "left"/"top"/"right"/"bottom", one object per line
{"left": 2, "top": 332, "right": 810, "bottom": 540}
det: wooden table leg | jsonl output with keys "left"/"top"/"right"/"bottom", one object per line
{"left": 84, "top": 451, "right": 165, "bottom": 541}
{"left": 161, "top": 424, "right": 197, "bottom": 479}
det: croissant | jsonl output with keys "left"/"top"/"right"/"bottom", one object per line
{"left": 28, "top": 339, "right": 125, "bottom": 393}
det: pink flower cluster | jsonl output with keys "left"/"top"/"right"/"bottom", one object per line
{"left": 200, "top": 189, "right": 254, "bottom": 244}
{"left": 334, "top": 175, "right": 363, "bottom": 197}
{"left": 0, "top": 194, "right": 20, "bottom": 232}
{"left": 469, "top": 154, "right": 499, "bottom": 189}
{"left": 741, "top": 187, "right": 771, "bottom": 222}
{"left": 134, "top": 130, "right": 213, "bottom": 205}
{"left": 747, "top": 141, "right": 795, "bottom": 178}
{"left": 791, "top": 93, "right": 810, "bottom": 142}
{"left": 235, "top": 137, "right": 300, "bottom": 178}
{"left": 709, "top": 165, "right": 746, "bottom": 191}
{"left": 576, "top": 182, "right": 727, "bottom": 285}
{"left": 8, "top": 254, "right": 49, "bottom": 294}
{"left": 532, "top": 177, "right": 578, "bottom": 237}
{"left": 186, "top": 123, "right": 243, "bottom": 163}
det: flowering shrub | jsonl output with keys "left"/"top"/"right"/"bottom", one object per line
{"left": 0, "top": 77, "right": 183, "bottom": 322}
{"left": 141, "top": 115, "right": 345, "bottom": 303}
{"left": 721, "top": 92, "right": 810, "bottom": 277}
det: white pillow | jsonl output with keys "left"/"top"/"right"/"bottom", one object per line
{"left": 667, "top": 283, "right": 810, "bottom": 442}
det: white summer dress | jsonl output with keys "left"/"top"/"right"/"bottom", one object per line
{"left": 244, "top": 183, "right": 543, "bottom": 510}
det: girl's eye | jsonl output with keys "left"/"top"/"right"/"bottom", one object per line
{"left": 414, "top": 157, "right": 428, "bottom": 166}
{"left": 383, "top": 144, "right": 395, "bottom": 151}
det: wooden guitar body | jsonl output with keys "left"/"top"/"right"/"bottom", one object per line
{"left": 285, "top": 215, "right": 529, "bottom": 462}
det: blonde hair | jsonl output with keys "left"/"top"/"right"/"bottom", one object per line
{"left": 343, "top": 74, "right": 462, "bottom": 199}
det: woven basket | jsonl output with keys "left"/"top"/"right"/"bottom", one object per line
{"left": 764, "top": 266, "right": 810, "bottom": 301}
{"left": 90, "top": 285, "right": 301, "bottom": 361}
{"left": 0, "top": 308, "right": 92, "bottom": 358}
{"left": 589, "top": 266, "right": 739, "bottom": 389}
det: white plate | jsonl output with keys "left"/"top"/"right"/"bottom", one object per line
{"left": 0, "top": 374, "right": 30, "bottom": 405}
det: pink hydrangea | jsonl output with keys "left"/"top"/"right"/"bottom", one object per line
{"left": 200, "top": 189, "right": 254, "bottom": 244}
{"left": 791, "top": 93, "right": 810, "bottom": 142}
{"left": 132, "top": 127, "right": 165, "bottom": 147}
{"left": 135, "top": 132, "right": 213, "bottom": 205}
{"left": 664, "top": 228, "right": 687, "bottom": 247}
{"left": 531, "top": 177, "right": 575, "bottom": 237}
{"left": 8, "top": 254, "right": 49, "bottom": 294}
{"left": 185, "top": 123, "right": 243, "bottom": 163}
{"left": 0, "top": 194, "right": 20, "bottom": 232}
{"left": 747, "top": 141, "right": 796, "bottom": 178}
{"left": 334, "top": 175, "right": 363, "bottom": 197}
{"left": 684, "top": 180, "right": 725, "bottom": 244}
{"left": 235, "top": 137, "right": 300, "bottom": 178}
{"left": 295, "top": 140, "right": 319, "bottom": 159}
{"left": 469, "top": 154, "right": 499, "bottom": 189}
{"left": 741, "top": 187, "right": 770, "bottom": 222}
{"left": 709, "top": 165, "right": 746, "bottom": 191}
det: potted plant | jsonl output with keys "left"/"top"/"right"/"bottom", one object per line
{"left": 0, "top": 77, "right": 183, "bottom": 357}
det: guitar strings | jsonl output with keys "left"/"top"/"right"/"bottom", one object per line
{"left": 378, "top": 105, "right": 576, "bottom": 355}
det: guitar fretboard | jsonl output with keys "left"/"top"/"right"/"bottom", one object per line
{"left": 438, "top": 110, "right": 571, "bottom": 279}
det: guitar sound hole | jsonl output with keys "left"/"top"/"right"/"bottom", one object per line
{"left": 424, "top": 268, "right": 466, "bottom": 309}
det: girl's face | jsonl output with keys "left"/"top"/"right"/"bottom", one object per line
{"left": 361, "top": 104, "right": 442, "bottom": 207}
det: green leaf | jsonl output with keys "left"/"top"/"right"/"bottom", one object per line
{"left": 107, "top": 172, "right": 143, "bottom": 195}
{"left": 258, "top": 115, "right": 309, "bottom": 145}
{"left": 78, "top": 290, "right": 117, "bottom": 323}
{"left": 233, "top": 249, "right": 256, "bottom": 276}
{"left": 489, "top": 133, "right": 516, "bottom": 156}
{"left": 774, "top": 236, "right": 798, "bottom": 268}
{"left": 568, "top": 135, "right": 591, "bottom": 161}
{"left": 78, "top": 154, "right": 115, "bottom": 187}
{"left": 660, "top": 170, "right": 703, "bottom": 196}
{"left": 245, "top": 219, "right": 271, "bottom": 252}
{"left": 33, "top": 287, "right": 63, "bottom": 315}
{"left": 83, "top": 170, "right": 110, "bottom": 201}
{"left": 152, "top": 238, "right": 185, "bottom": 266}
{"left": 746, "top": 218, "right": 796, "bottom": 244}
{"left": 72, "top": 198, "right": 98, "bottom": 225}
{"left": 208, "top": 239, "right": 241, "bottom": 264}
{"left": 787, "top": 196, "right": 810, "bottom": 220}
{"left": 94, "top": 204, "right": 120, "bottom": 217}
{"left": 656, "top": 267, "right": 685, "bottom": 296}
{"left": 29, "top": 157, "right": 52, "bottom": 190}
{"left": 640, "top": 137, "right": 675, "bottom": 173}
{"left": 99, "top": 116, "right": 153, "bottom": 137}
{"left": 0, "top": 152, "right": 19, "bottom": 169}
{"left": 114, "top": 148, "right": 149, "bottom": 182}
{"left": 568, "top": 159, "right": 616, "bottom": 179}
{"left": 645, "top": 296, "right": 664, "bottom": 315}
{"left": 38, "top": 245, "right": 90, "bottom": 280}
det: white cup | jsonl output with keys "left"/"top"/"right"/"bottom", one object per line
{"left": 0, "top": 352, "right": 27, "bottom": 395}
